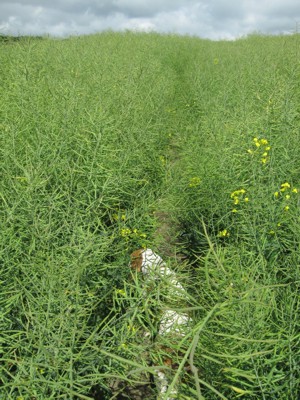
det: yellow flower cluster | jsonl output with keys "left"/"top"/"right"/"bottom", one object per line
{"left": 166, "top": 107, "right": 176, "bottom": 114}
{"left": 113, "top": 212, "right": 126, "bottom": 221}
{"left": 274, "top": 182, "right": 298, "bottom": 212}
{"left": 159, "top": 155, "right": 166, "bottom": 166}
{"left": 230, "top": 188, "right": 249, "bottom": 212}
{"left": 115, "top": 289, "right": 126, "bottom": 296}
{"left": 127, "top": 324, "right": 137, "bottom": 333}
{"left": 120, "top": 228, "right": 131, "bottom": 237}
{"left": 120, "top": 228, "right": 147, "bottom": 239}
{"left": 188, "top": 176, "right": 201, "bottom": 188}
{"left": 247, "top": 137, "right": 271, "bottom": 164}
{"left": 218, "top": 229, "right": 230, "bottom": 237}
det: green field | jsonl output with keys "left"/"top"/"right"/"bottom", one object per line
{"left": 1, "top": 31, "right": 299, "bottom": 399}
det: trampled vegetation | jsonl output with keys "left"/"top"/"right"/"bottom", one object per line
{"left": 1, "top": 31, "right": 299, "bottom": 399}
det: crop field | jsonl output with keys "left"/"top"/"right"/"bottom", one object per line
{"left": 0, "top": 31, "right": 300, "bottom": 399}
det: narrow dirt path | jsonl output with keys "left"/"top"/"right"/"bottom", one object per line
{"left": 111, "top": 46, "right": 194, "bottom": 400}
{"left": 152, "top": 47, "right": 194, "bottom": 263}
{"left": 153, "top": 142, "right": 185, "bottom": 262}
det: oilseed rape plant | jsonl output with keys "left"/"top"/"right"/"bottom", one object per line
{"left": 274, "top": 182, "right": 299, "bottom": 213}
{"left": 218, "top": 229, "right": 230, "bottom": 238}
{"left": 247, "top": 137, "right": 271, "bottom": 164}
{"left": 1, "top": 32, "right": 300, "bottom": 400}
{"left": 230, "top": 188, "right": 249, "bottom": 212}
{"left": 188, "top": 176, "right": 201, "bottom": 188}
{"left": 120, "top": 227, "right": 148, "bottom": 248}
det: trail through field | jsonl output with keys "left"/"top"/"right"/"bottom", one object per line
{"left": 152, "top": 51, "right": 194, "bottom": 261}
{"left": 112, "top": 47, "right": 196, "bottom": 400}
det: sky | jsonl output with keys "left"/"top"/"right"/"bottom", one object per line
{"left": 0, "top": 0, "right": 300, "bottom": 40}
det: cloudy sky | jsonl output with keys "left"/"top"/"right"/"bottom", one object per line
{"left": 0, "top": 0, "right": 299, "bottom": 40}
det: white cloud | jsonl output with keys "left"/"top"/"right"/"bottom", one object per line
{"left": 0, "top": 0, "right": 299, "bottom": 39}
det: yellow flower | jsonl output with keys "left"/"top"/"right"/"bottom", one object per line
{"left": 159, "top": 155, "right": 166, "bottom": 166}
{"left": 116, "top": 289, "right": 126, "bottom": 296}
{"left": 274, "top": 191, "right": 279, "bottom": 198}
{"left": 127, "top": 324, "right": 137, "bottom": 333}
{"left": 281, "top": 182, "right": 291, "bottom": 189}
{"left": 247, "top": 149, "right": 253, "bottom": 154}
{"left": 255, "top": 142, "right": 261, "bottom": 148}
{"left": 284, "top": 206, "right": 290, "bottom": 211}
{"left": 285, "top": 195, "right": 290, "bottom": 200}
{"left": 253, "top": 137, "right": 259, "bottom": 142}
{"left": 263, "top": 152, "right": 268, "bottom": 157}
{"left": 120, "top": 228, "right": 131, "bottom": 237}
{"left": 113, "top": 212, "right": 126, "bottom": 221}
{"left": 292, "top": 188, "right": 298, "bottom": 193}
{"left": 261, "top": 158, "right": 267, "bottom": 164}
{"left": 232, "top": 208, "right": 238, "bottom": 213}
{"left": 265, "top": 146, "right": 271, "bottom": 151}
{"left": 189, "top": 176, "right": 201, "bottom": 188}
{"left": 231, "top": 189, "right": 246, "bottom": 198}
{"left": 233, "top": 197, "right": 239, "bottom": 205}
{"left": 269, "top": 230, "right": 275, "bottom": 235}
{"left": 244, "top": 197, "right": 249, "bottom": 202}
{"left": 218, "top": 229, "right": 230, "bottom": 237}
{"left": 260, "top": 139, "right": 268, "bottom": 145}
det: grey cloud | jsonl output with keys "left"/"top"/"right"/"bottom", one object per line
{"left": 110, "top": 0, "right": 197, "bottom": 18}
{"left": 4, "top": 0, "right": 198, "bottom": 17}
{"left": 0, "top": 0, "right": 300, "bottom": 39}
{"left": 263, "top": 0, "right": 300, "bottom": 20}
{"left": 208, "top": 0, "right": 247, "bottom": 20}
